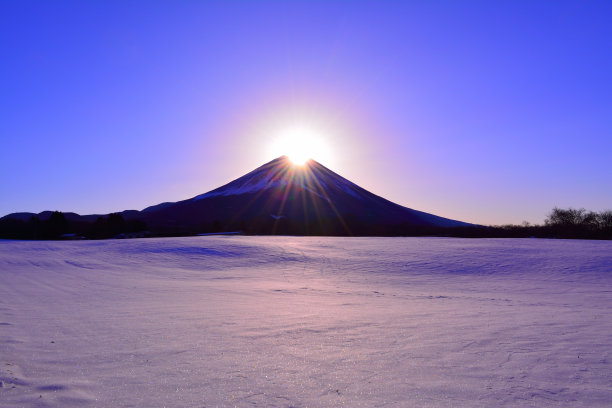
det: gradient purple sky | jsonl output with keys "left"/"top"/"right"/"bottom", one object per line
{"left": 1, "top": 1, "right": 611, "bottom": 225}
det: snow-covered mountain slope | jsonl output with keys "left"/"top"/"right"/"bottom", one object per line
{"left": 193, "top": 156, "right": 363, "bottom": 202}
{"left": 140, "top": 156, "right": 472, "bottom": 232}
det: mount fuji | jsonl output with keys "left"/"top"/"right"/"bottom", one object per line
{"left": 138, "top": 156, "right": 472, "bottom": 235}
{"left": 1, "top": 156, "right": 474, "bottom": 236}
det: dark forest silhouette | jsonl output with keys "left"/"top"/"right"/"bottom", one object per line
{"left": 0, "top": 207, "right": 610, "bottom": 240}
{"left": 0, "top": 211, "right": 148, "bottom": 240}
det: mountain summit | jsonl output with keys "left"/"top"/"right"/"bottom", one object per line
{"left": 140, "top": 156, "right": 472, "bottom": 234}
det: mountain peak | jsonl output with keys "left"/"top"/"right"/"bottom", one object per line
{"left": 269, "top": 155, "right": 314, "bottom": 167}
{"left": 192, "top": 155, "right": 335, "bottom": 201}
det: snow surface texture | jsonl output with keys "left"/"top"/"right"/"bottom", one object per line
{"left": 1, "top": 237, "right": 611, "bottom": 407}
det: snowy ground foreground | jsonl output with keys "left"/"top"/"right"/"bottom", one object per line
{"left": 1, "top": 237, "right": 611, "bottom": 407}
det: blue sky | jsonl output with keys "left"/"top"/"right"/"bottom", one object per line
{"left": 1, "top": 1, "right": 610, "bottom": 225}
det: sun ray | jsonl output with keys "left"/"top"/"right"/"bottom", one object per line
{"left": 305, "top": 164, "right": 352, "bottom": 235}
{"left": 271, "top": 166, "right": 295, "bottom": 234}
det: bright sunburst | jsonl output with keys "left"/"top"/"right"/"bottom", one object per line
{"left": 268, "top": 125, "right": 332, "bottom": 166}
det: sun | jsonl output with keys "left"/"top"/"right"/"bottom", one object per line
{"left": 268, "top": 125, "right": 332, "bottom": 166}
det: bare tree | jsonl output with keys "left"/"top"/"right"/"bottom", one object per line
{"left": 545, "top": 207, "right": 587, "bottom": 226}
{"left": 598, "top": 210, "right": 612, "bottom": 229}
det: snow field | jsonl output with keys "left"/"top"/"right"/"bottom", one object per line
{"left": 1, "top": 237, "right": 611, "bottom": 407}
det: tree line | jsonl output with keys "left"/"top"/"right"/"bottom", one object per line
{"left": 0, "top": 207, "right": 610, "bottom": 240}
{"left": 542, "top": 207, "right": 612, "bottom": 239}
{"left": 0, "top": 211, "right": 148, "bottom": 240}
{"left": 439, "top": 207, "right": 612, "bottom": 240}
